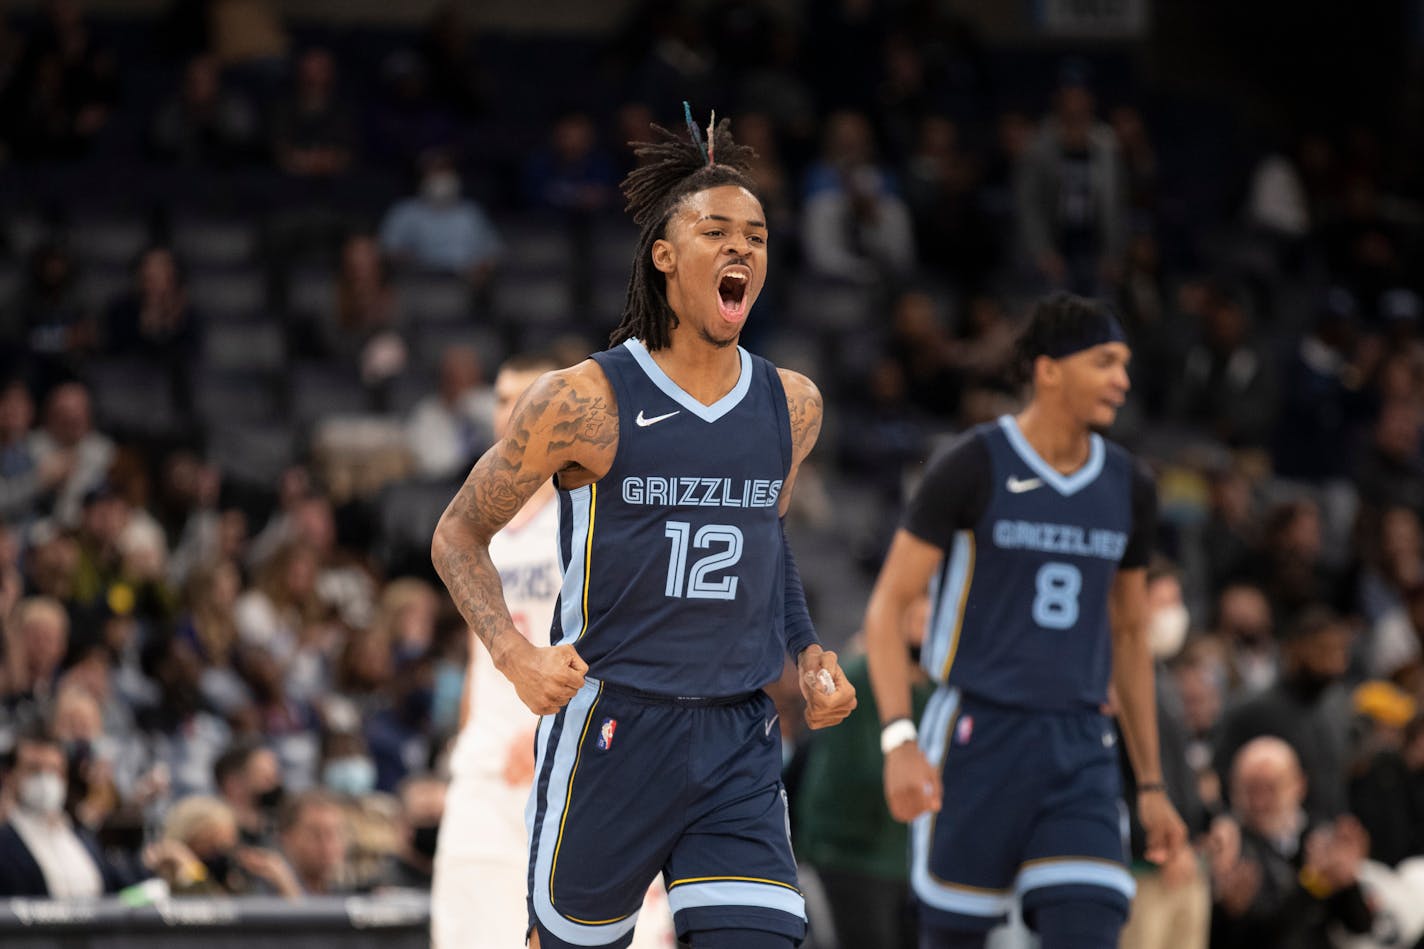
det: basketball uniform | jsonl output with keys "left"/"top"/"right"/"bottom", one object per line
{"left": 432, "top": 496, "right": 674, "bottom": 949}
{"left": 901, "top": 415, "right": 1155, "bottom": 933}
{"left": 525, "top": 339, "right": 806, "bottom": 948}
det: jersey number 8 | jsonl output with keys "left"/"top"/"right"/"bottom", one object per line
{"left": 1033, "top": 562, "right": 1081, "bottom": 629}
{"left": 664, "top": 521, "right": 744, "bottom": 600}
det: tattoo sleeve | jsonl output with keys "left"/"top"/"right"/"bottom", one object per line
{"left": 430, "top": 370, "right": 617, "bottom": 660}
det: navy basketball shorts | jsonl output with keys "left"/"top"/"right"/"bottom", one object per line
{"left": 525, "top": 677, "right": 807, "bottom": 948}
{"left": 910, "top": 686, "right": 1134, "bottom": 934}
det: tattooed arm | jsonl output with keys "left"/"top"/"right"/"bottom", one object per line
{"left": 431, "top": 361, "right": 619, "bottom": 715}
{"left": 776, "top": 368, "right": 856, "bottom": 727}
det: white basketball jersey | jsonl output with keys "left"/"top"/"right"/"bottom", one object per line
{"left": 449, "top": 496, "right": 561, "bottom": 782}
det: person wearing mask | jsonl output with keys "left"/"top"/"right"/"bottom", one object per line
{"left": 379, "top": 773, "right": 446, "bottom": 889}
{"left": 143, "top": 794, "right": 299, "bottom": 897}
{"left": 1208, "top": 737, "right": 1372, "bottom": 949}
{"left": 28, "top": 382, "right": 114, "bottom": 528}
{"left": 0, "top": 726, "right": 126, "bottom": 896}
{"left": 378, "top": 149, "right": 502, "bottom": 285}
{"left": 1215, "top": 606, "right": 1357, "bottom": 819}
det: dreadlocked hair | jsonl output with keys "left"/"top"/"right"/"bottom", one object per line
{"left": 609, "top": 118, "right": 759, "bottom": 351}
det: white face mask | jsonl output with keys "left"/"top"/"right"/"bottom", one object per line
{"left": 19, "top": 772, "right": 67, "bottom": 816}
{"left": 1148, "top": 602, "right": 1190, "bottom": 660}
{"left": 421, "top": 172, "right": 460, "bottom": 204}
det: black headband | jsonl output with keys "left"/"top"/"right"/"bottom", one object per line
{"left": 1041, "top": 311, "right": 1127, "bottom": 359}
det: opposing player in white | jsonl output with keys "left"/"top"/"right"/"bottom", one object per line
{"left": 432, "top": 353, "right": 674, "bottom": 949}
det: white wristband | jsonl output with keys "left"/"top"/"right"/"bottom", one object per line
{"left": 880, "top": 718, "right": 918, "bottom": 755}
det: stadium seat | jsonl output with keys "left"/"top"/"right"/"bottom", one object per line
{"left": 206, "top": 421, "right": 297, "bottom": 488}
{"left": 286, "top": 267, "right": 336, "bottom": 318}
{"left": 188, "top": 267, "right": 268, "bottom": 320}
{"left": 375, "top": 477, "right": 462, "bottom": 568}
{"left": 490, "top": 276, "right": 574, "bottom": 328}
{"left": 411, "top": 323, "right": 506, "bottom": 377}
{"left": 395, "top": 274, "right": 472, "bottom": 325}
{"left": 497, "top": 217, "right": 574, "bottom": 271}
{"left": 193, "top": 369, "right": 281, "bottom": 427}
{"left": 77, "top": 265, "right": 136, "bottom": 311}
{"left": 288, "top": 362, "right": 374, "bottom": 427}
{"left": 201, "top": 320, "right": 288, "bottom": 372}
{"left": 88, "top": 357, "right": 182, "bottom": 437}
{"left": 171, "top": 218, "right": 259, "bottom": 267}
{"left": 70, "top": 216, "right": 150, "bottom": 266}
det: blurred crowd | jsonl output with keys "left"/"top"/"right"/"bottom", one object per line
{"left": 1, "top": 1, "right": 1424, "bottom": 947}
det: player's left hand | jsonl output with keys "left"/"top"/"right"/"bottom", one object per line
{"left": 1138, "top": 787, "right": 1188, "bottom": 866}
{"left": 797, "top": 646, "right": 857, "bottom": 729}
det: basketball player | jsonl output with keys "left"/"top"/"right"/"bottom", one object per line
{"left": 864, "top": 293, "right": 1187, "bottom": 949}
{"left": 431, "top": 113, "right": 856, "bottom": 949}
{"left": 431, "top": 353, "right": 676, "bottom": 948}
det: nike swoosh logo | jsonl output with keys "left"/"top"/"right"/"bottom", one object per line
{"left": 765, "top": 714, "right": 779, "bottom": 738}
{"left": 636, "top": 409, "right": 680, "bottom": 427}
{"left": 1006, "top": 476, "right": 1043, "bottom": 494}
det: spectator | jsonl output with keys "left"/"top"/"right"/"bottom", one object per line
{"left": 800, "top": 111, "right": 917, "bottom": 285}
{"left": 145, "top": 794, "right": 299, "bottom": 897}
{"left": 406, "top": 345, "right": 494, "bottom": 480}
{"left": 418, "top": 2, "right": 487, "bottom": 117}
{"left": 1110, "top": 105, "right": 1158, "bottom": 216}
{"left": 379, "top": 773, "right": 445, "bottom": 889}
{"left": 1015, "top": 60, "right": 1126, "bottom": 295}
{"left": 278, "top": 790, "right": 353, "bottom": 895}
{"left": 149, "top": 53, "right": 259, "bottom": 165}
{"left": 1349, "top": 713, "right": 1424, "bottom": 867}
{"left": 794, "top": 597, "right": 933, "bottom": 949}
{"left": 137, "top": 635, "right": 232, "bottom": 797}
{"left": 1172, "top": 281, "right": 1276, "bottom": 447}
{"left": 0, "top": 380, "right": 71, "bottom": 524}
{"left": 178, "top": 559, "right": 249, "bottom": 716}
{"left": 102, "top": 246, "right": 199, "bottom": 367}
{"left": 3, "top": 596, "right": 69, "bottom": 714}
{"left": 1253, "top": 499, "right": 1347, "bottom": 619}
{"left": 1200, "top": 465, "right": 1260, "bottom": 597}
{"left": 522, "top": 109, "right": 619, "bottom": 216}
{"left": 1175, "top": 649, "right": 1226, "bottom": 809}
{"left": 0, "top": 726, "right": 126, "bottom": 896}
{"left": 28, "top": 381, "right": 114, "bottom": 528}
{"left": 16, "top": 242, "right": 93, "bottom": 391}
{"left": 378, "top": 150, "right": 503, "bottom": 283}
{"left": 884, "top": 290, "right": 960, "bottom": 419}
{"left": 1, "top": 0, "right": 117, "bottom": 161}
{"left": 367, "top": 50, "right": 457, "bottom": 173}
{"left": 213, "top": 741, "right": 284, "bottom": 846}
{"left": 234, "top": 541, "right": 325, "bottom": 673}
{"left": 1355, "top": 401, "right": 1424, "bottom": 518}
{"left": 902, "top": 115, "right": 996, "bottom": 295}
{"left": 1208, "top": 737, "right": 1373, "bottom": 949}
{"left": 271, "top": 48, "right": 354, "bottom": 179}
{"left": 1215, "top": 606, "right": 1357, "bottom": 819}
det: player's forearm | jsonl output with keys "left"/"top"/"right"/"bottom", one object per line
{"left": 1111, "top": 624, "right": 1163, "bottom": 784}
{"left": 431, "top": 520, "right": 523, "bottom": 668}
{"left": 864, "top": 587, "right": 916, "bottom": 724}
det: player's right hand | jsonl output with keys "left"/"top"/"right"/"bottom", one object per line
{"left": 500, "top": 640, "right": 588, "bottom": 715}
{"left": 884, "top": 742, "right": 942, "bottom": 822}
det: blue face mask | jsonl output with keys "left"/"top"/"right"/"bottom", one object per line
{"left": 322, "top": 756, "right": 376, "bottom": 797}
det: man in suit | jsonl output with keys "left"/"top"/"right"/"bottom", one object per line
{"left": 0, "top": 726, "right": 126, "bottom": 896}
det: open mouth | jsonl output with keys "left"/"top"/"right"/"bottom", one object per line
{"left": 716, "top": 270, "right": 750, "bottom": 322}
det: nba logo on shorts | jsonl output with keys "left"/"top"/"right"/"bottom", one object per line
{"left": 955, "top": 715, "right": 974, "bottom": 746}
{"left": 597, "top": 717, "right": 618, "bottom": 751}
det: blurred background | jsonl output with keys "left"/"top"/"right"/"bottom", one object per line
{"left": 1, "top": 0, "right": 1423, "bottom": 946}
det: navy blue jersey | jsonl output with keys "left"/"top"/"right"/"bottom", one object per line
{"left": 553, "top": 339, "right": 792, "bottom": 697}
{"left": 903, "top": 416, "right": 1156, "bottom": 711}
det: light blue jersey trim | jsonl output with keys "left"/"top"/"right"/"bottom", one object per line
{"left": 1017, "top": 860, "right": 1136, "bottom": 901}
{"left": 529, "top": 679, "right": 643, "bottom": 946}
{"left": 925, "top": 531, "right": 973, "bottom": 680}
{"left": 997, "top": 415, "right": 1104, "bottom": 497}
{"left": 911, "top": 688, "right": 1014, "bottom": 918}
{"left": 667, "top": 881, "right": 807, "bottom": 920}
{"left": 623, "top": 339, "right": 754, "bottom": 422}
{"left": 557, "top": 486, "right": 592, "bottom": 645}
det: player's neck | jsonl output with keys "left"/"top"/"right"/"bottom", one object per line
{"left": 1015, "top": 403, "right": 1092, "bottom": 474}
{"left": 646, "top": 328, "right": 742, "bottom": 406}
{"left": 509, "top": 480, "right": 556, "bottom": 529}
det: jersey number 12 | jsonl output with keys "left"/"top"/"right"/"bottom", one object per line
{"left": 664, "top": 521, "right": 743, "bottom": 600}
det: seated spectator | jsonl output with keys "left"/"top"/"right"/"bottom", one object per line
{"left": 1253, "top": 498, "right": 1348, "bottom": 619}
{"left": 28, "top": 381, "right": 114, "bottom": 528}
{"left": 1350, "top": 712, "right": 1424, "bottom": 868}
{"left": 2, "top": 0, "right": 117, "bottom": 161}
{"left": 4, "top": 596, "right": 69, "bottom": 714}
{"left": 0, "top": 379, "right": 72, "bottom": 524}
{"left": 801, "top": 111, "right": 916, "bottom": 285}
{"left": 1208, "top": 737, "right": 1372, "bottom": 949}
{"left": 304, "top": 234, "right": 407, "bottom": 389}
{"left": 522, "top": 109, "right": 618, "bottom": 216}
{"left": 1171, "top": 281, "right": 1276, "bottom": 447}
{"left": 367, "top": 50, "right": 458, "bottom": 172}
{"left": 178, "top": 559, "right": 250, "bottom": 716}
{"left": 0, "top": 726, "right": 126, "bottom": 896}
{"left": 379, "top": 150, "right": 502, "bottom": 283}
{"left": 278, "top": 789, "right": 354, "bottom": 895}
{"left": 379, "top": 773, "right": 446, "bottom": 889}
{"left": 1215, "top": 606, "right": 1357, "bottom": 819}
{"left": 406, "top": 345, "right": 493, "bottom": 480}
{"left": 234, "top": 541, "right": 325, "bottom": 672}
{"left": 147, "top": 794, "right": 300, "bottom": 897}
{"left": 1355, "top": 400, "right": 1424, "bottom": 518}
{"left": 16, "top": 242, "right": 94, "bottom": 392}
{"left": 213, "top": 740, "right": 284, "bottom": 847}
{"left": 102, "top": 246, "right": 199, "bottom": 364}
{"left": 50, "top": 683, "right": 122, "bottom": 832}
{"left": 137, "top": 635, "right": 232, "bottom": 797}
{"left": 149, "top": 53, "right": 259, "bottom": 165}
{"left": 271, "top": 48, "right": 355, "bottom": 178}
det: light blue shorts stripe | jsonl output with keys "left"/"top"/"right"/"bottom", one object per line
{"left": 667, "top": 880, "right": 806, "bottom": 919}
